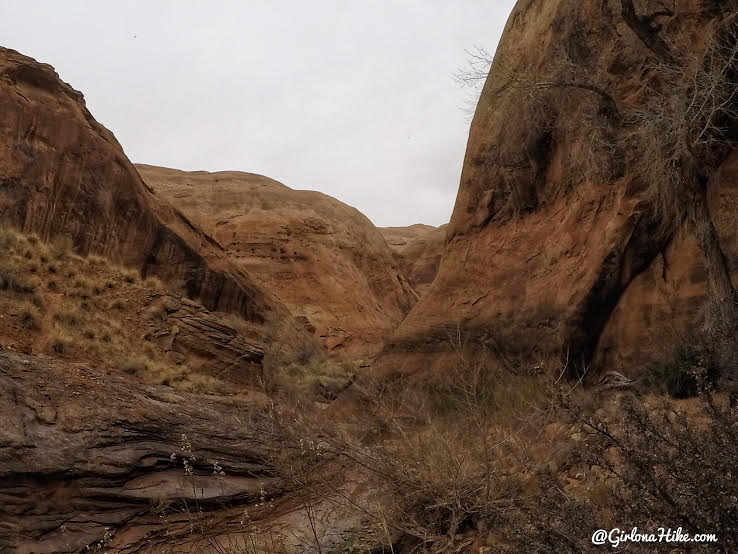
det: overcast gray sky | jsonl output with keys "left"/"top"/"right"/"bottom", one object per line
{"left": 1, "top": 1, "right": 515, "bottom": 227}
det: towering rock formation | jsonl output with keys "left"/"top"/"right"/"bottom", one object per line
{"left": 376, "top": 0, "right": 738, "bottom": 377}
{"left": 137, "top": 165, "right": 417, "bottom": 359}
{"left": 0, "top": 47, "right": 286, "bottom": 328}
{"left": 380, "top": 224, "right": 447, "bottom": 297}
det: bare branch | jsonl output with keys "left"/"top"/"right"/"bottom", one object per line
{"left": 620, "top": 0, "right": 675, "bottom": 63}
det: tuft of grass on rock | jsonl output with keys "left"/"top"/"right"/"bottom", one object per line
{"left": 18, "top": 301, "right": 42, "bottom": 331}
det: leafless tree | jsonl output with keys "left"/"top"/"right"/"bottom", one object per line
{"left": 616, "top": 2, "right": 738, "bottom": 363}
{"left": 454, "top": 45, "right": 495, "bottom": 118}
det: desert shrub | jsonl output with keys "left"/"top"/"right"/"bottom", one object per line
{"left": 273, "top": 358, "right": 356, "bottom": 401}
{"left": 639, "top": 345, "right": 716, "bottom": 399}
{"left": 269, "top": 352, "right": 557, "bottom": 552}
{"left": 557, "top": 390, "right": 738, "bottom": 552}
{"left": 423, "top": 363, "right": 547, "bottom": 422}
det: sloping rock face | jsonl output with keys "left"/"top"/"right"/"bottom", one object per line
{"left": 0, "top": 351, "right": 276, "bottom": 553}
{"left": 380, "top": 224, "right": 447, "bottom": 297}
{"left": 376, "top": 0, "right": 738, "bottom": 377}
{"left": 595, "top": 152, "right": 738, "bottom": 370}
{"left": 0, "top": 47, "right": 285, "bottom": 329}
{"left": 0, "top": 350, "right": 372, "bottom": 553}
{"left": 137, "top": 164, "right": 417, "bottom": 359}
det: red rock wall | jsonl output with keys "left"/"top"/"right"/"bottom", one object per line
{"left": 375, "top": 0, "right": 737, "bottom": 377}
{"left": 0, "top": 47, "right": 283, "bottom": 326}
{"left": 136, "top": 164, "right": 418, "bottom": 359}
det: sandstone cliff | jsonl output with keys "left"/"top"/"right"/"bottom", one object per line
{"left": 380, "top": 224, "right": 447, "bottom": 297}
{"left": 376, "top": 0, "right": 738, "bottom": 377}
{"left": 0, "top": 47, "right": 288, "bottom": 332}
{"left": 136, "top": 164, "right": 417, "bottom": 359}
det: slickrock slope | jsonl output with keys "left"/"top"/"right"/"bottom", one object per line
{"left": 0, "top": 350, "right": 276, "bottom": 553}
{"left": 380, "top": 224, "right": 447, "bottom": 296}
{"left": 0, "top": 47, "right": 287, "bottom": 331}
{"left": 0, "top": 351, "right": 372, "bottom": 554}
{"left": 376, "top": 0, "right": 738, "bottom": 377}
{"left": 137, "top": 164, "right": 417, "bottom": 359}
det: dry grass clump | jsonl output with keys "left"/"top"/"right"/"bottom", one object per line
{"left": 121, "top": 268, "right": 139, "bottom": 284}
{"left": 0, "top": 232, "right": 50, "bottom": 334}
{"left": 272, "top": 357, "right": 357, "bottom": 401}
{"left": 144, "top": 275, "right": 164, "bottom": 290}
{"left": 0, "top": 266, "right": 37, "bottom": 294}
{"left": 0, "top": 226, "right": 231, "bottom": 395}
{"left": 120, "top": 356, "right": 227, "bottom": 394}
{"left": 50, "top": 328, "right": 74, "bottom": 353}
{"left": 86, "top": 254, "right": 108, "bottom": 268}
{"left": 53, "top": 302, "right": 82, "bottom": 328}
{"left": 17, "top": 301, "right": 41, "bottom": 331}
{"left": 109, "top": 298, "right": 126, "bottom": 311}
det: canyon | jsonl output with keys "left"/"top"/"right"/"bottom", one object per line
{"left": 1, "top": 0, "right": 737, "bottom": 551}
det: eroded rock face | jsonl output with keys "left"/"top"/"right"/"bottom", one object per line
{"left": 380, "top": 224, "right": 447, "bottom": 297}
{"left": 594, "top": 151, "right": 738, "bottom": 370}
{"left": 0, "top": 47, "right": 285, "bottom": 328}
{"left": 0, "top": 351, "right": 277, "bottom": 553}
{"left": 0, "top": 350, "right": 378, "bottom": 554}
{"left": 137, "top": 164, "right": 417, "bottom": 359}
{"left": 376, "top": 0, "right": 738, "bottom": 377}
{"left": 148, "top": 296, "right": 267, "bottom": 383}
